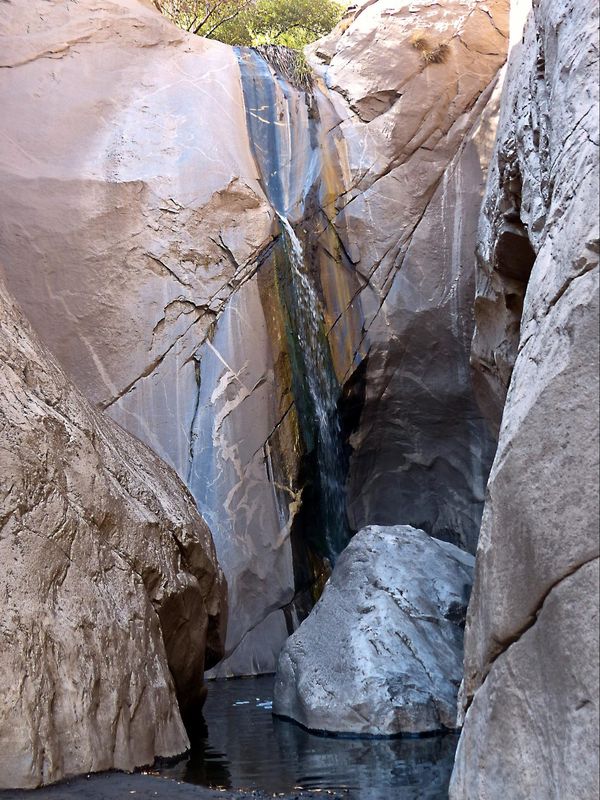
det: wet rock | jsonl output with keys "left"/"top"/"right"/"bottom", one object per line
{"left": 273, "top": 526, "right": 474, "bottom": 736}
{"left": 0, "top": 276, "right": 226, "bottom": 789}
{"left": 451, "top": 0, "right": 600, "bottom": 796}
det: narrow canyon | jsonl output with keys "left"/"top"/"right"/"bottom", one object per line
{"left": 0, "top": 0, "right": 597, "bottom": 798}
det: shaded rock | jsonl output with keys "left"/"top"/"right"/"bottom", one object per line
{"left": 451, "top": 0, "right": 600, "bottom": 796}
{"left": 344, "top": 83, "right": 503, "bottom": 552}
{"left": 452, "top": 560, "right": 599, "bottom": 800}
{"left": 308, "top": 0, "right": 510, "bottom": 552}
{"left": 0, "top": 275, "right": 226, "bottom": 789}
{"left": 273, "top": 526, "right": 474, "bottom": 736}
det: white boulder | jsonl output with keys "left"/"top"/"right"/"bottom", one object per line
{"left": 274, "top": 525, "right": 474, "bottom": 736}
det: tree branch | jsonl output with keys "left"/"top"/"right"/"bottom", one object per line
{"left": 203, "top": 0, "right": 255, "bottom": 38}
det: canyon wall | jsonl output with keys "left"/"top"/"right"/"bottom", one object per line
{"left": 0, "top": 0, "right": 284, "bottom": 678}
{"left": 0, "top": 0, "right": 508, "bottom": 675}
{"left": 310, "top": 0, "right": 507, "bottom": 553}
{"left": 451, "top": 0, "right": 600, "bottom": 797}
{"left": 0, "top": 273, "right": 226, "bottom": 788}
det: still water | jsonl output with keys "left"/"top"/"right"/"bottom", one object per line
{"left": 159, "top": 676, "right": 458, "bottom": 799}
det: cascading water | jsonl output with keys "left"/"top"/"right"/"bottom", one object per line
{"left": 277, "top": 214, "right": 349, "bottom": 560}
{"left": 237, "top": 46, "right": 350, "bottom": 563}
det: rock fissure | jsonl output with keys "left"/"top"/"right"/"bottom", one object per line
{"left": 101, "top": 314, "right": 207, "bottom": 412}
{"left": 466, "top": 553, "right": 600, "bottom": 713}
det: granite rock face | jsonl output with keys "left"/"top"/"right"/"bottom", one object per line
{"left": 309, "top": 0, "right": 509, "bottom": 552}
{"left": 450, "top": 0, "right": 600, "bottom": 797}
{"left": 273, "top": 526, "right": 474, "bottom": 736}
{"left": 0, "top": 275, "right": 226, "bottom": 789}
{"left": 0, "top": 0, "right": 290, "bottom": 677}
{"left": 0, "top": 0, "right": 509, "bottom": 675}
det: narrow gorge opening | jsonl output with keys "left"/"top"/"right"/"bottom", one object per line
{"left": 4, "top": 0, "right": 595, "bottom": 797}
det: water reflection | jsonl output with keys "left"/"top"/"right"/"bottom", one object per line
{"left": 159, "top": 676, "right": 458, "bottom": 799}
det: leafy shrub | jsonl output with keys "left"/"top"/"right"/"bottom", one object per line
{"left": 156, "top": 0, "right": 346, "bottom": 50}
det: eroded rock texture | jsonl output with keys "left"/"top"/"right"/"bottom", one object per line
{"left": 274, "top": 526, "right": 474, "bottom": 736}
{"left": 0, "top": 275, "right": 226, "bottom": 789}
{"left": 0, "top": 0, "right": 509, "bottom": 674}
{"left": 450, "top": 1, "right": 600, "bottom": 797}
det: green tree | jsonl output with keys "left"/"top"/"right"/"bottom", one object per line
{"left": 156, "top": 0, "right": 345, "bottom": 49}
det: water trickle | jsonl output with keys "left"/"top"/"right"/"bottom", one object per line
{"left": 277, "top": 214, "right": 349, "bottom": 561}
{"left": 238, "top": 46, "right": 350, "bottom": 562}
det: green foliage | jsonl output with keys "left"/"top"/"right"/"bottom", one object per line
{"left": 156, "top": 0, "right": 346, "bottom": 49}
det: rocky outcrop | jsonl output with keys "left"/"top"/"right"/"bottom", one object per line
{"left": 450, "top": 0, "right": 600, "bottom": 797}
{"left": 0, "top": 274, "right": 226, "bottom": 789}
{"left": 0, "top": 0, "right": 509, "bottom": 675}
{"left": 273, "top": 526, "right": 474, "bottom": 736}
{"left": 0, "top": 0, "right": 288, "bottom": 677}
{"left": 310, "top": 0, "right": 509, "bottom": 553}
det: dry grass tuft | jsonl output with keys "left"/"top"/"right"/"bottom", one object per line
{"left": 423, "top": 43, "right": 450, "bottom": 64}
{"left": 410, "top": 30, "right": 450, "bottom": 65}
{"left": 410, "top": 30, "right": 430, "bottom": 52}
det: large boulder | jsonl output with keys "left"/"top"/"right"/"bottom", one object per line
{"left": 273, "top": 526, "right": 474, "bottom": 736}
{"left": 450, "top": 0, "right": 600, "bottom": 797}
{"left": 0, "top": 275, "right": 226, "bottom": 789}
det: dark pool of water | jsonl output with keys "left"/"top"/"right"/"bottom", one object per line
{"left": 159, "top": 676, "right": 458, "bottom": 799}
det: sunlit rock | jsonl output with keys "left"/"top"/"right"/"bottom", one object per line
{"left": 273, "top": 526, "right": 474, "bottom": 736}
{"left": 0, "top": 0, "right": 293, "bottom": 677}
{"left": 0, "top": 275, "right": 226, "bottom": 789}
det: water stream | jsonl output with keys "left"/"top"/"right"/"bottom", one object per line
{"left": 238, "top": 47, "right": 350, "bottom": 562}
{"left": 277, "top": 214, "right": 349, "bottom": 559}
{"left": 159, "top": 677, "right": 458, "bottom": 799}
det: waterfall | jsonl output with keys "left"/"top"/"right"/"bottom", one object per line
{"left": 277, "top": 213, "right": 349, "bottom": 561}
{"left": 237, "top": 46, "right": 350, "bottom": 563}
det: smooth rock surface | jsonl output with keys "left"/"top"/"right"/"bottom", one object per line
{"left": 343, "top": 79, "right": 503, "bottom": 552}
{"left": 309, "top": 0, "right": 510, "bottom": 551}
{"left": 451, "top": 0, "right": 600, "bottom": 796}
{"left": 0, "top": 0, "right": 293, "bottom": 676}
{"left": 0, "top": 275, "right": 226, "bottom": 789}
{"left": 274, "top": 526, "right": 474, "bottom": 736}
{"left": 452, "top": 561, "right": 599, "bottom": 800}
